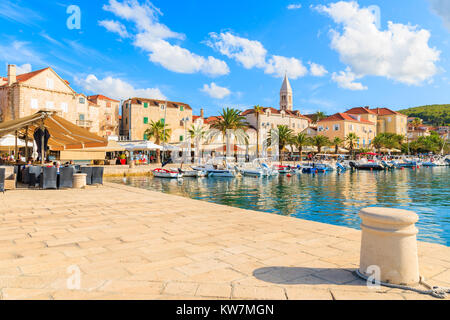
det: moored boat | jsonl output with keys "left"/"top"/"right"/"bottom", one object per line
{"left": 153, "top": 168, "right": 182, "bottom": 178}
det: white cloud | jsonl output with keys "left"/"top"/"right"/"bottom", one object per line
{"left": 98, "top": 20, "right": 130, "bottom": 38}
{"left": 0, "top": 41, "right": 46, "bottom": 66}
{"left": 429, "top": 0, "right": 450, "bottom": 31}
{"left": 331, "top": 67, "right": 367, "bottom": 90}
{"left": 265, "top": 55, "right": 308, "bottom": 78}
{"left": 201, "top": 82, "right": 231, "bottom": 99}
{"left": 316, "top": 1, "right": 440, "bottom": 86}
{"left": 207, "top": 32, "right": 308, "bottom": 79}
{"left": 207, "top": 32, "right": 267, "bottom": 69}
{"left": 76, "top": 74, "right": 166, "bottom": 100}
{"left": 135, "top": 34, "right": 229, "bottom": 75}
{"left": 309, "top": 62, "right": 328, "bottom": 76}
{"left": 16, "top": 63, "right": 32, "bottom": 75}
{"left": 100, "top": 0, "right": 229, "bottom": 76}
{"left": 287, "top": 4, "right": 302, "bottom": 10}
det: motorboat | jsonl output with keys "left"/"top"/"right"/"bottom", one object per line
{"left": 349, "top": 160, "right": 385, "bottom": 171}
{"left": 193, "top": 157, "right": 237, "bottom": 177}
{"left": 180, "top": 169, "right": 208, "bottom": 177}
{"left": 301, "top": 163, "right": 332, "bottom": 173}
{"left": 240, "top": 159, "right": 277, "bottom": 177}
{"left": 273, "top": 164, "right": 293, "bottom": 174}
{"left": 153, "top": 168, "right": 182, "bottom": 178}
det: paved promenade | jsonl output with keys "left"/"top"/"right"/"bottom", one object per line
{"left": 0, "top": 183, "right": 449, "bottom": 300}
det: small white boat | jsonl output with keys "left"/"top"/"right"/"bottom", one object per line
{"left": 181, "top": 170, "right": 207, "bottom": 178}
{"left": 240, "top": 159, "right": 277, "bottom": 177}
{"left": 153, "top": 168, "right": 181, "bottom": 179}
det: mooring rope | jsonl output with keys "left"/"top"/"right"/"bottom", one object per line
{"left": 355, "top": 269, "right": 450, "bottom": 299}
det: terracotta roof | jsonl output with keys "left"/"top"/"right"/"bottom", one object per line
{"left": 127, "top": 98, "right": 192, "bottom": 110}
{"left": 319, "top": 113, "right": 375, "bottom": 124}
{"left": 192, "top": 115, "right": 203, "bottom": 121}
{"left": 241, "top": 107, "right": 310, "bottom": 120}
{"left": 1, "top": 67, "right": 50, "bottom": 87}
{"left": 344, "top": 106, "right": 377, "bottom": 115}
{"left": 204, "top": 116, "right": 223, "bottom": 124}
{"left": 370, "top": 107, "right": 406, "bottom": 116}
{"left": 16, "top": 67, "right": 50, "bottom": 83}
{"left": 88, "top": 94, "right": 120, "bottom": 102}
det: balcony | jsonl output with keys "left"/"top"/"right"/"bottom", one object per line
{"left": 101, "top": 119, "right": 117, "bottom": 129}
{"left": 76, "top": 120, "right": 93, "bottom": 128}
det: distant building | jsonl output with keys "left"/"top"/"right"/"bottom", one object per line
{"left": 317, "top": 113, "right": 377, "bottom": 148}
{"left": 370, "top": 107, "right": 408, "bottom": 135}
{"left": 121, "top": 98, "right": 193, "bottom": 143}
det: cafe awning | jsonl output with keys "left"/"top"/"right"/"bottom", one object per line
{"left": 0, "top": 111, "right": 107, "bottom": 151}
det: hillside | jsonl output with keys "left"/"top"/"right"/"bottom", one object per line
{"left": 398, "top": 104, "right": 450, "bottom": 126}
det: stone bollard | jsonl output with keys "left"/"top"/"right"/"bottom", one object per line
{"left": 73, "top": 173, "right": 87, "bottom": 189}
{"left": 359, "top": 207, "right": 420, "bottom": 285}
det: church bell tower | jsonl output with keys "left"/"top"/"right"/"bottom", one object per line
{"left": 280, "top": 73, "right": 293, "bottom": 111}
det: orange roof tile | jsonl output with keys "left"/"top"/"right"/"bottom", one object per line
{"left": 88, "top": 94, "right": 120, "bottom": 102}
{"left": 370, "top": 107, "right": 406, "bottom": 116}
{"left": 344, "top": 106, "right": 377, "bottom": 115}
{"left": 319, "top": 113, "right": 375, "bottom": 124}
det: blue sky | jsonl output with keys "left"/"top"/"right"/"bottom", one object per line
{"left": 0, "top": 0, "right": 449, "bottom": 117}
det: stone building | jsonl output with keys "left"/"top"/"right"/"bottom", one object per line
{"left": 280, "top": 74, "right": 293, "bottom": 111}
{"left": 317, "top": 113, "right": 377, "bottom": 148}
{"left": 88, "top": 95, "right": 121, "bottom": 139}
{"left": 0, "top": 65, "right": 118, "bottom": 139}
{"left": 344, "top": 106, "right": 407, "bottom": 136}
{"left": 121, "top": 98, "right": 193, "bottom": 144}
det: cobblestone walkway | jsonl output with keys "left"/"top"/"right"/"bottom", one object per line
{"left": 0, "top": 182, "right": 449, "bottom": 300}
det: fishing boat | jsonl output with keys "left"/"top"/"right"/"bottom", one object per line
{"left": 153, "top": 168, "right": 182, "bottom": 178}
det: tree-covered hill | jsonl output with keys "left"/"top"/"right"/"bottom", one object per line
{"left": 398, "top": 104, "right": 450, "bottom": 126}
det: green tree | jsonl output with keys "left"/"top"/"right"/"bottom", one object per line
{"left": 332, "top": 137, "right": 343, "bottom": 154}
{"left": 267, "top": 125, "right": 294, "bottom": 164}
{"left": 144, "top": 120, "right": 171, "bottom": 163}
{"left": 345, "top": 133, "right": 359, "bottom": 159}
{"left": 292, "top": 133, "right": 311, "bottom": 162}
{"left": 312, "top": 135, "right": 330, "bottom": 154}
{"left": 312, "top": 111, "right": 326, "bottom": 123}
{"left": 209, "top": 108, "right": 249, "bottom": 157}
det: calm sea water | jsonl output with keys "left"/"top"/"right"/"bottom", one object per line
{"left": 107, "top": 167, "right": 450, "bottom": 246}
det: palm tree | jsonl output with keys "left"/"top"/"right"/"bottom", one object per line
{"left": 144, "top": 120, "right": 171, "bottom": 163}
{"left": 209, "top": 108, "right": 249, "bottom": 157}
{"left": 267, "top": 125, "right": 294, "bottom": 164}
{"left": 312, "top": 135, "right": 330, "bottom": 154}
{"left": 189, "top": 124, "right": 206, "bottom": 163}
{"left": 345, "top": 133, "right": 359, "bottom": 159}
{"left": 292, "top": 133, "right": 310, "bottom": 163}
{"left": 371, "top": 134, "right": 385, "bottom": 153}
{"left": 253, "top": 105, "right": 264, "bottom": 158}
{"left": 332, "top": 137, "right": 343, "bottom": 154}
{"left": 312, "top": 111, "right": 326, "bottom": 123}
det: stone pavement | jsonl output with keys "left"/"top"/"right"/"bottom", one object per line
{"left": 0, "top": 182, "right": 449, "bottom": 300}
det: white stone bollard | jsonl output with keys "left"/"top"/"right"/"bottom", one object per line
{"left": 73, "top": 173, "right": 87, "bottom": 189}
{"left": 359, "top": 207, "right": 420, "bottom": 285}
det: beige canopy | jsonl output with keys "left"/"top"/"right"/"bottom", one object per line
{"left": 0, "top": 111, "right": 107, "bottom": 151}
